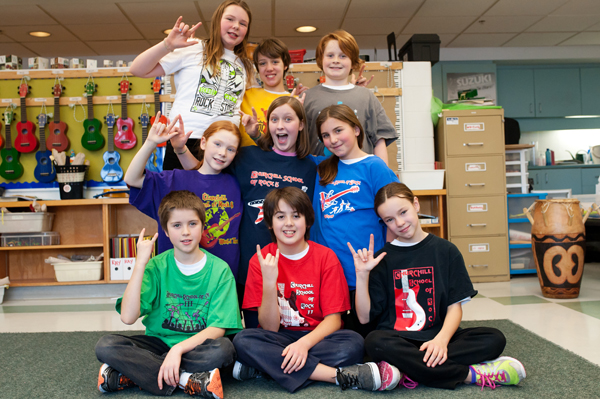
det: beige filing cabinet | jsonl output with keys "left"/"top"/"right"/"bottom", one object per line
{"left": 435, "top": 109, "right": 510, "bottom": 282}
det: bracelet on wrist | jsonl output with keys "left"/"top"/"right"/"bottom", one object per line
{"left": 174, "top": 146, "right": 188, "bottom": 155}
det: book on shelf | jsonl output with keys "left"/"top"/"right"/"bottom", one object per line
{"left": 418, "top": 213, "right": 439, "bottom": 224}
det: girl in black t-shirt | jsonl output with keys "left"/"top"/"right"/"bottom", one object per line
{"left": 348, "top": 182, "right": 527, "bottom": 391}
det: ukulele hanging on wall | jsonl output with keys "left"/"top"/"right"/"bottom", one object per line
{"left": 47, "top": 83, "right": 69, "bottom": 151}
{"left": 15, "top": 83, "right": 39, "bottom": 153}
{"left": 81, "top": 81, "right": 105, "bottom": 151}
{"left": 34, "top": 112, "right": 57, "bottom": 183}
{"left": 115, "top": 78, "right": 136, "bottom": 150}
{"left": 151, "top": 77, "right": 167, "bottom": 148}
{"left": 100, "top": 110, "right": 124, "bottom": 183}
{"left": 139, "top": 110, "right": 161, "bottom": 173}
{"left": 0, "top": 110, "right": 24, "bottom": 180}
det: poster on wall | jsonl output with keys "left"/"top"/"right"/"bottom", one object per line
{"left": 446, "top": 72, "right": 496, "bottom": 103}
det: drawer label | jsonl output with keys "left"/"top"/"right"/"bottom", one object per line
{"left": 465, "top": 162, "right": 486, "bottom": 172}
{"left": 446, "top": 117, "right": 459, "bottom": 125}
{"left": 469, "top": 243, "right": 489, "bottom": 252}
{"left": 464, "top": 122, "right": 484, "bottom": 131}
{"left": 467, "top": 203, "right": 488, "bottom": 212}
{"left": 9, "top": 215, "right": 24, "bottom": 220}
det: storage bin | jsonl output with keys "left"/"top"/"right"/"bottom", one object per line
{"left": 510, "top": 248, "right": 536, "bottom": 270}
{"left": 398, "top": 34, "right": 440, "bottom": 66}
{"left": 398, "top": 170, "right": 445, "bottom": 190}
{"left": 289, "top": 49, "right": 306, "bottom": 63}
{"left": 507, "top": 195, "right": 540, "bottom": 219}
{"left": 56, "top": 165, "right": 88, "bottom": 200}
{"left": 53, "top": 261, "right": 102, "bottom": 282}
{"left": 1, "top": 232, "right": 60, "bottom": 247}
{"left": 0, "top": 212, "right": 55, "bottom": 233}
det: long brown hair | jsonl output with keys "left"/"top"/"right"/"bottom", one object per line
{"left": 204, "top": 0, "right": 254, "bottom": 85}
{"left": 374, "top": 182, "right": 415, "bottom": 217}
{"left": 316, "top": 104, "right": 365, "bottom": 186}
{"left": 196, "top": 120, "right": 241, "bottom": 169}
{"left": 257, "top": 96, "right": 310, "bottom": 159}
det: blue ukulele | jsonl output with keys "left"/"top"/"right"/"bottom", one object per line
{"left": 100, "top": 113, "right": 124, "bottom": 183}
{"left": 34, "top": 113, "right": 57, "bottom": 183}
{"left": 140, "top": 112, "right": 161, "bottom": 173}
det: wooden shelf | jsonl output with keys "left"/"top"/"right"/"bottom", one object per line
{"left": 0, "top": 198, "right": 129, "bottom": 208}
{"left": 422, "top": 224, "right": 441, "bottom": 228}
{"left": 0, "top": 244, "right": 103, "bottom": 251}
{"left": 9, "top": 279, "right": 106, "bottom": 287}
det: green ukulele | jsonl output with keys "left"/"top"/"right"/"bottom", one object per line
{"left": 0, "top": 111, "right": 24, "bottom": 180}
{"left": 81, "top": 82, "right": 104, "bottom": 151}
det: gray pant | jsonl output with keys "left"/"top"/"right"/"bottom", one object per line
{"left": 95, "top": 334, "right": 235, "bottom": 395}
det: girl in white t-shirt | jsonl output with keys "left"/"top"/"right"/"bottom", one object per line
{"left": 130, "top": 0, "right": 254, "bottom": 170}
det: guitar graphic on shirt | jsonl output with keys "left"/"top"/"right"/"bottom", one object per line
{"left": 200, "top": 212, "right": 240, "bottom": 249}
{"left": 394, "top": 270, "right": 426, "bottom": 331}
{"left": 320, "top": 186, "right": 360, "bottom": 212}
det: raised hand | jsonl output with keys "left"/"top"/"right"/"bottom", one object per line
{"left": 347, "top": 234, "right": 386, "bottom": 275}
{"left": 164, "top": 16, "right": 202, "bottom": 50}
{"left": 257, "top": 244, "right": 279, "bottom": 285}
{"left": 240, "top": 108, "right": 259, "bottom": 138}
{"left": 136, "top": 228, "right": 158, "bottom": 265}
{"left": 147, "top": 111, "right": 179, "bottom": 145}
{"left": 351, "top": 64, "right": 375, "bottom": 87}
{"left": 169, "top": 115, "right": 193, "bottom": 152}
{"left": 290, "top": 83, "right": 308, "bottom": 98}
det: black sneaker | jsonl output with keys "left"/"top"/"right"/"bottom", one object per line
{"left": 183, "top": 368, "right": 223, "bottom": 399}
{"left": 232, "top": 361, "right": 263, "bottom": 381}
{"left": 336, "top": 363, "right": 382, "bottom": 391}
{"left": 97, "top": 363, "right": 135, "bottom": 393}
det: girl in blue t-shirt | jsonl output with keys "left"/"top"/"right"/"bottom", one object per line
{"left": 124, "top": 113, "right": 243, "bottom": 279}
{"left": 173, "top": 96, "right": 317, "bottom": 327}
{"left": 310, "top": 104, "right": 398, "bottom": 336}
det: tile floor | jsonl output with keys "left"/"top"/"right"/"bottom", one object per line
{"left": 1, "top": 264, "right": 599, "bottom": 367}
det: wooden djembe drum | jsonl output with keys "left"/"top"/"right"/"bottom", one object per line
{"left": 524, "top": 199, "right": 591, "bottom": 299}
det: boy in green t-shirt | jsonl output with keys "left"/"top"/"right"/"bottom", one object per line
{"left": 95, "top": 190, "right": 242, "bottom": 398}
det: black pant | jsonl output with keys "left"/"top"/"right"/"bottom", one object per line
{"left": 163, "top": 139, "right": 202, "bottom": 171}
{"left": 95, "top": 334, "right": 236, "bottom": 395}
{"left": 365, "top": 327, "right": 506, "bottom": 389}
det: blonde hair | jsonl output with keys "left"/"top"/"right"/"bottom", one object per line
{"left": 315, "top": 30, "right": 363, "bottom": 74}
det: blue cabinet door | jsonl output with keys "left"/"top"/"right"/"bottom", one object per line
{"left": 541, "top": 168, "right": 582, "bottom": 194}
{"left": 581, "top": 168, "right": 600, "bottom": 194}
{"left": 534, "top": 68, "right": 582, "bottom": 117}
{"left": 581, "top": 68, "right": 600, "bottom": 115}
{"left": 497, "top": 68, "right": 535, "bottom": 118}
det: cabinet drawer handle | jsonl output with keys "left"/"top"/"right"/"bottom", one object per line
{"left": 545, "top": 173, "right": 548, "bottom": 184}
{"left": 466, "top": 183, "right": 486, "bottom": 187}
{"left": 467, "top": 223, "right": 487, "bottom": 227}
{"left": 530, "top": 103, "right": 533, "bottom": 114}
{"left": 468, "top": 264, "right": 489, "bottom": 268}
{"left": 464, "top": 142, "right": 484, "bottom": 146}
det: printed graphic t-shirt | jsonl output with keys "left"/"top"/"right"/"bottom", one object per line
{"left": 369, "top": 234, "right": 477, "bottom": 341}
{"left": 129, "top": 169, "right": 242, "bottom": 278}
{"left": 160, "top": 41, "right": 247, "bottom": 139}
{"left": 239, "top": 88, "right": 290, "bottom": 147}
{"left": 116, "top": 249, "right": 242, "bottom": 348}
{"left": 243, "top": 241, "right": 350, "bottom": 331}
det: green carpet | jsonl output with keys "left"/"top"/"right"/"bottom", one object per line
{"left": 0, "top": 320, "right": 596, "bottom": 398}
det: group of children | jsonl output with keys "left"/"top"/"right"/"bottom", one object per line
{"left": 95, "top": 0, "right": 527, "bottom": 397}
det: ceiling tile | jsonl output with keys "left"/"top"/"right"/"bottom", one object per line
{"left": 41, "top": 3, "right": 129, "bottom": 25}
{"left": 552, "top": 0, "right": 600, "bottom": 15}
{"left": 485, "top": 0, "right": 569, "bottom": 16}
{"left": 118, "top": 2, "right": 200, "bottom": 24}
{"left": 403, "top": 16, "right": 476, "bottom": 34}
{"left": 437, "top": 33, "right": 457, "bottom": 47}
{"left": 345, "top": 0, "right": 424, "bottom": 19}
{"left": 342, "top": 18, "right": 409, "bottom": 36}
{"left": 247, "top": 21, "right": 271, "bottom": 38}
{"left": 24, "top": 41, "right": 98, "bottom": 57}
{"left": 465, "top": 16, "right": 543, "bottom": 33}
{"left": 448, "top": 33, "right": 517, "bottom": 47}
{"left": 0, "top": 43, "right": 37, "bottom": 57}
{"left": 587, "top": 21, "right": 600, "bottom": 31}
{"left": 527, "top": 15, "right": 600, "bottom": 32}
{"left": 275, "top": 20, "right": 340, "bottom": 37}
{"left": 136, "top": 23, "right": 174, "bottom": 41}
{"left": 352, "top": 35, "right": 395, "bottom": 50}
{"left": 275, "top": 0, "right": 346, "bottom": 20}
{"left": 503, "top": 32, "right": 575, "bottom": 46}
{"left": 416, "top": 0, "right": 496, "bottom": 17}
{"left": 199, "top": 0, "right": 271, "bottom": 21}
{"left": 3, "top": 25, "right": 79, "bottom": 43}
{"left": 67, "top": 24, "right": 144, "bottom": 41}
{"left": 0, "top": 5, "right": 57, "bottom": 26}
{"left": 87, "top": 40, "right": 152, "bottom": 56}
{"left": 0, "top": 35, "right": 16, "bottom": 43}
{"left": 559, "top": 32, "right": 600, "bottom": 45}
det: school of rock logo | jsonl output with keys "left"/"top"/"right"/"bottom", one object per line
{"left": 192, "top": 59, "right": 244, "bottom": 117}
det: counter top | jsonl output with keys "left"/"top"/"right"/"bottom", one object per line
{"left": 529, "top": 164, "right": 600, "bottom": 169}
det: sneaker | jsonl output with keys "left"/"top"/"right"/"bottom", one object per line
{"left": 183, "top": 368, "right": 223, "bottom": 399}
{"left": 376, "top": 361, "right": 418, "bottom": 391}
{"left": 232, "top": 361, "right": 263, "bottom": 381}
{"left": 336, "top": 363, "right": 381, "bottom": 391}
{"left": 470, "top": 356, "right": 526, "bottom": 390}
{"left": 97, "top": 363, "right": 135, "bottom": 393}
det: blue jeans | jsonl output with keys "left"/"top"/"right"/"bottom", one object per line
{"left": 95, "top": 334, "right": 236, "bottom": 396}
{"left": 233, "top": 328, "right": 364, "bottom": 392}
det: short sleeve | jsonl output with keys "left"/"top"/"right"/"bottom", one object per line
{"left": 159, "top": 42, "right": 202, "bottom": 76}
{"left": 242, "top": 253, "right": 264, "bottom": 311}
{"left": 319, "top": 250, "right": 351, "bottom": 317}
{"left": 129, "top": 170, "right": 169, "bottom": 221}
{"left": 446, "top": 247, "right": 478, "bottom": 305}
{"left": 205, "top": 267, "right": 242, "bottom": 333}
{"left": 364, "top": 93, "right": 398, "bottom": 148}
{"left": 115, "top": 261, "right": 159, "bottom": 317}
{"left": 371, "top": 158, "right": 399, "bottom": 195}
{"left": 368, "top": 252, "right": 389, "bottom": 321}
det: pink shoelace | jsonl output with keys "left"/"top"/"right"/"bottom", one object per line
{"left": 472, "top": 367, "right": 507, "bottom": 391}
{"left": 400, "top": 374, "right": 418, "bottom": 389}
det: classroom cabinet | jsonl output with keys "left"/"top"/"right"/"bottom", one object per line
{"left": 529, "top": 166, "right": 600, "bottom": 195}
{"left": 581, "top": 68, "right": 600, "bottom": 115}
{"left": 497, "top": 69, "right": 535, "bottom": 118}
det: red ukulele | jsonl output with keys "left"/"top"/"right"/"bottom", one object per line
{"left": 150, "top": 78, "right": 168, "bottom": 147}
{"left": 15, "top": 83, "right": 39, "bottom": 153}
{"left": 47, "top": 84, "right": 69, "bottom": 151}
{"left": 115, "top": 79, "right": 136, "bottom": 150}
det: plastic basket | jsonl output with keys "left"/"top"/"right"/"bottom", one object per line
{"left": 55, "top": 165, "right": 88, "bottom": 200}
{"left": 289, "top": 49, "right": 306, "bottom": 64}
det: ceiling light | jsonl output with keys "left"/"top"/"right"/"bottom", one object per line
{"left": 29, "top": 31, "right": 51, "bottom": 38}
{"left": 163, "top": 29, "right": 173, "bottom": 35}
{"left": 296, "top": 26, "right": 317, "bottom": 33}
{"left": 565, "top": 115, "right": 600, "bottom": 118}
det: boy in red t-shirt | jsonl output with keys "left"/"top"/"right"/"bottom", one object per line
{"left": 232, "top": 187, "right": 383, "bottom": 392}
